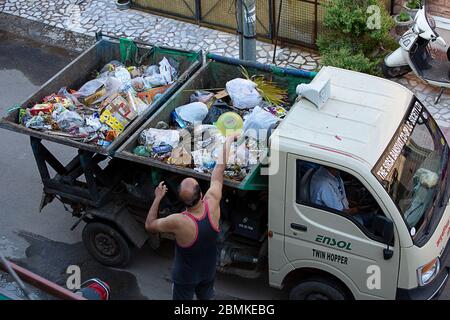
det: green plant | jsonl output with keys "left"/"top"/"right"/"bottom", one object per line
{"left": 317, "top": 0, "right": 397, "bottom": 76}
{"left": 240, "top": 66, "right": 287, "bottom": 106}
{"left": 406, "top": 0, "right": 421, "bottom": 9}
{"left": 397, "top": 11, "right": 412, "bottom": 22}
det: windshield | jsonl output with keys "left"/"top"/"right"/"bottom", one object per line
{"left": 373, "top": 99, "right": 450, "bottom": 244}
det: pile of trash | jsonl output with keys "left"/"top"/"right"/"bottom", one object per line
{"left": 18, "top": 57, "right": 179, "bottom": 148}
{"left": 133, "top": 75, "right": 289, "bottom": 181}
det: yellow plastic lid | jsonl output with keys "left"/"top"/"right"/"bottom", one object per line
{"left": 215, "top": 112, "right": 243, "bottom": 136}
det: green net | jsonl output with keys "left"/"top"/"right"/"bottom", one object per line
{"left": 119, "top": 38, "right": 138, "bottom": 65}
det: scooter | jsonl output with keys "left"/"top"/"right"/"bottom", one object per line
{"left": 383, "top": 6, "right": 450, "bottom": 104}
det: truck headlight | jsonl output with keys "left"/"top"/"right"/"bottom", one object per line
{"left": 417, "top": 258, "right": 440, "bottom": 286}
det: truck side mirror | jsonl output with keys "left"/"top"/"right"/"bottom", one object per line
{"left": 372, "top": 215, "right": 394, "bottom": 260}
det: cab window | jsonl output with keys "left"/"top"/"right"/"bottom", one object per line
{"left": 296, "top": 160, "right": 390, "bottom": 241}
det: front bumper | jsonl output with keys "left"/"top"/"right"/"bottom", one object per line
{"left": 397, "top": 238, "right": 450, "bottom": 300}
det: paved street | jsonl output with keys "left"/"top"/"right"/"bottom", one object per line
{"left": 0, "top": 0, "right": 449, "bottom": 300}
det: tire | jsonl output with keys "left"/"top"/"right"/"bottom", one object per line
{"left": 82, "top": 222, "right": 132, "bottom": 267}
{"left": 382, "top": 63, "right": 412, "bottom": 78}
{"left": 289, "top": 278, "right": 348, "bottom": 300}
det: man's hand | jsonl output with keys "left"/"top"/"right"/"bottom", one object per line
{"left": 346, "top": 207, "right": 359, "bottom": 215}
{"left": 154, "top": 181, "right": 168, "bottom": 201}
{"left": 146, "top": 181, "right": 178, "bottom": 234}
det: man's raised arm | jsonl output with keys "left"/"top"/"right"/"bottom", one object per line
{"left": 206, "top": 132, "right": 240, "bottom": 202}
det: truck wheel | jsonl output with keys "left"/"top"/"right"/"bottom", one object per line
{"left": 289, "top": 278, "right": 347, "bottom": 300}
{"left": 82, "top": 222, "right": 132, "bottom": 267}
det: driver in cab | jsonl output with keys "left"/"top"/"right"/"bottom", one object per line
{"left": 309, "top": 166, "right": 369, "bottom": 226}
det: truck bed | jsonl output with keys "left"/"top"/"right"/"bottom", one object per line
{"left": 116, "top": 55, "right": 316, "bottom": 190}
{"left": 0, "top": 36, "right": 201, "bottom": 156}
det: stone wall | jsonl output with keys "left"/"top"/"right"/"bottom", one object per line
{"left": 394, "top": 0, "right": 450, "bottom": 19}
{"left": 393, "top": 0, "right": 403, "bottom": 14}
{"left": 427, "top": 0, "right": 450, "bottom": 18}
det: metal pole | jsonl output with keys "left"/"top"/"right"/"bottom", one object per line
{"left": 0, "top": 254, "right": 34, "bottom": 300}
{"left": 237, "top": 0, "right": 244, "bottom": 59}
{"left": 237, "top": 0, "right": 257, "bottom": 62}
{"left": 272, "top": 0, "right": 283, "bottom": 64}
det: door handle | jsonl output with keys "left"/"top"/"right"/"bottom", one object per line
{"left": 291, "top": 223, "right": 307, "bottom": 232}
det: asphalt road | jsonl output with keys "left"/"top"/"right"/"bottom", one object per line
{"left": 0, "top": 30, "right": 448, "bottom": 300}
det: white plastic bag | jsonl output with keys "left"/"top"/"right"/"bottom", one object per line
{"left": 144, "top": 74, "right": 167, "bottom": 87}
{"left": 74, "top": 77, "right": 121, "bottom": 104}
{"left": 127, "top": 90, "right": 148, "bottom": 115}
{"left": 131, "top": 77, "right": 148, "bottom": 92}
{"left": 243, "top": 106, "right": 278, "bottom": 141}
{"left": 226, "top": 78, "right": 262, "bottom": 109}
{"left": 140, "top": 128, "right": 180, "bottom": 148}
{"left": 75, "top": 79, "right": 104, "bottom": 98}
{"left": 175, "top": 102, "right": 208, "bottom": 125}
{"left": 159, "top": 57, "right": 176, "bottom": 84}
{"left": 144, "top": 65, "right": 160, "bottom": 77}
{"left": 114, "top": 67, "right": 132, "bottom": 89}
{"left": 56, "top": 110, "right": 84, "bottom": 132}
{"left": 85, "top": 114, "right": 102, "bottom": 133}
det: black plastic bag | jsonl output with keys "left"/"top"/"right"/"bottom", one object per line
{"left": 202, "top": 99, "right": 234, "bottom": 124}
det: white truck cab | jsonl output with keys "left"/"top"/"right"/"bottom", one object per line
{"left": 268, "top": 66, "right": 450, "bottom": 300}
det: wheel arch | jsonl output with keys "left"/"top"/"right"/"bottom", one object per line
{"left": 282, "top": 267, "right": 355, "bottom": 300}
{"left": 83, "top": 206, "right": 148, "bottom": 249}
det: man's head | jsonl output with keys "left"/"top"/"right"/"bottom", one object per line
{"left": 178, "top": 178, "right": 202, "bottom": 208}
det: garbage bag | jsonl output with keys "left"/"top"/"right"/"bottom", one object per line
{"left": 131, "top": 77, "right": 148, "bottom": 92}
{"left": 140, "top": 128, "right": 180, "bottom": 148}
{"left": 85, "top": 114, "right": 103, "bottom": 133}
{"left": 114, "top": 67, "right": 132, "bottom": 89}
{"left": 25, "top": 116, "right": 51, "bottom": 130}
{"left": 159, "top": 57, "right": 177, "bottom": 84}
{"left": 142, "top": 65, "right": 166, "bottom": 87}
{"left": 56, "top": 110, "right": 84, "bottom": 132}
{"left": 144, "top": 74, "right": 167, "bottom": 87}
{"left": 226, "top": 78, "right": 262, "bottom": 109}
{"left": 143, "top": 65, "right": 160, "bottom": 77}
{"left": 74, "top": 77, "right": 122, "bottom": 105}
{"left": 100, "top": 60, "right": 124, "bottom": 73}
{"left": 243, "top": 106, "right": 278, "bottom": 141}
{"left": 58, "top": 87, "right": 83, "bottom": 108}
{"left": 190, "top": 90, "right": 214, "bottom": 104}
{"left": 175, "top": 102, "right": 208, "bottom": 125}
{"left": 202, "top": 99, "right": 233, "bottom": 124}
{"left": 126, "top": 90, "right": 148, "bottom": 115}
{"left": 75, "top": 79, "right": 105, "bottom": 98}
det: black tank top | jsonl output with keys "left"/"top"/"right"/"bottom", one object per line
{"left": 172, "top": 199, "right": 219, "bottom": 285}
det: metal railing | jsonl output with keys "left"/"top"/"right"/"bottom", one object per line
{"left": 132, "top": 0, "right": 392, "bottom": 49}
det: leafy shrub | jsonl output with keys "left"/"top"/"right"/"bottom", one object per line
{"left": 317, "top": 0, "right": 397, "bottom": 75}
{"left": 397, "top": 11, "right": 412, "bottom": 22}
{"left": 406, "top": 0, "right": 421, "bottom": 9}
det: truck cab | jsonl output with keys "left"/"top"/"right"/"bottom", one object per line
{"left": 268, "top": 66, "right": 450, "bottom": 300}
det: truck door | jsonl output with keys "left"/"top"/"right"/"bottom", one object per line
{"left": 284, "top": 155, "right": 401, "bottom": 299}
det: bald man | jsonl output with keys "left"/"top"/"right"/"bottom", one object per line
{"left": 145, "top": 133, "right": 238, "bottom": 300}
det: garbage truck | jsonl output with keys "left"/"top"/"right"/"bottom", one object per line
{"left": 1, "top": 47, "right": 449, "bottom": 300}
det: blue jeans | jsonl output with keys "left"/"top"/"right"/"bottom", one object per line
{"left": 172, "top": 280, "right": 215, "bottom": 300}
